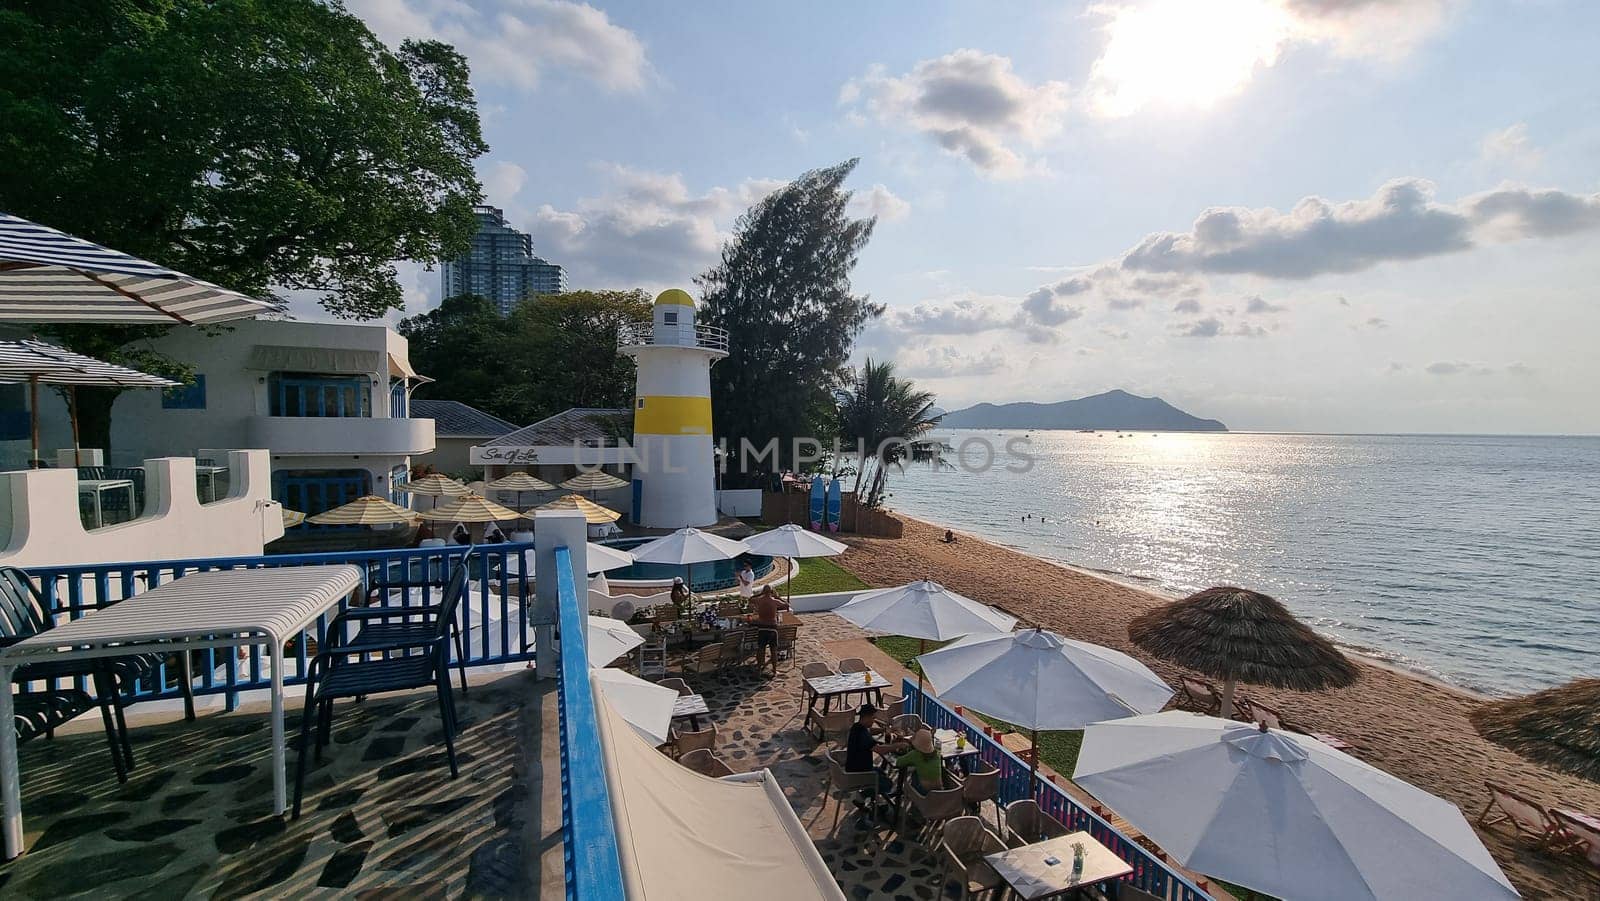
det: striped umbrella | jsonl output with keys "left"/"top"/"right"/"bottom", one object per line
{"left": 560, "top": 470, "right": 628, "bottom": 498}
{"left": 419, "top": 494, "right": 521, "bottom": 523}
{"left": 306, "top": 495, "right": 420, "bottom": 526}
{"left": 281, "top": 508, "right": 306, "bottom": 528}
{"left": 536, "top": 493, "right": 622, "bottom": 524}
{"left": 486, "top": 471, "right": 556, "bottom": 516}
{"left": 0, "top": 338, "right": 180, "bottom": 465}
{"left": 396, "top": 473, "right": 470, "bottom": 510}
{"left": 0, "top": 212, "right": 275, "bottom": 324}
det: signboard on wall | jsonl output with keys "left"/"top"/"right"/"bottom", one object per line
{"left": 470, "top": 444, "right": 634, "bottom": 466}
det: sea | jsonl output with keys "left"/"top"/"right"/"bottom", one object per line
{"left": 885, "top": 430, "right": 1600, "bottom": 696}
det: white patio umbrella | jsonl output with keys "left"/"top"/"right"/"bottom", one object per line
{"left": 917, "top": 627, "right": 1172, "bottom": 786}
{"left": 0, "top": 338, "right": 180, "bottom": 465}
{"left": 592, "top": 668, "right": 676, "bottom": 746}
{"left": 743, "top": 523, "right": 848, "bottom": 604}
{"left": 1073, "top": 712, "right": 1519, "bottom": 901}
{"left": 588, "top": 615, "right": 646, "bottom": 667}
{"left": 503, "top": 542, "right": 635, "bottom": 578}
{"left": 0, "top": 212, "right": 276, "bottom": 324}
{"left": 833, "top": 579, "right": 1016, "bottom": 688}
{"left": 628, "top": 527, "right": 751, "bottom": 599}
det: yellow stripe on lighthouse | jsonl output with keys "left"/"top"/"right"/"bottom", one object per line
{"left": 634, "top": 395, "right": 712, "bottom": 435}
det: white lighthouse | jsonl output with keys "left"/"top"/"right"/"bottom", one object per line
{"left": 621, "top": 288, "right": 728, "bottom": 528}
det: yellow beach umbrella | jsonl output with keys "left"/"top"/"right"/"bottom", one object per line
{"left": 486, "top": 471, "right": 556, "bottom": 514}
{"left": 281, "top": 507, "right": 306, "bottom": 528}
{"left": 537, "top": 493, "right": 622, "bottom": 524}
{"left": 307, "top": 495, "right": 421, "bottom": 526}
{"left": 398, "top": 473, "right": 470, "bottom": 497}
{"left": 419, "top": 493, "right": 521, "bottom": 523}
{"left": 560, "top": 470, "right": 628, "bottom": 495}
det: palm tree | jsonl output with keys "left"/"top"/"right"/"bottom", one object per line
{"left": 838, "top": 359, "right": 942, "bottom": 507}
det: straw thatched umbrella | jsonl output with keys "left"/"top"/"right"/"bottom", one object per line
{"left": 537, "top": 493, "right": 621, "bottom": 524}
{"left": 306, "top": 495, "right": 421, "bottom": 526}
{"left": 1128, "top": 586, "right": 1358, "bottom": 718}
{"left": 1471, "top": 678, "right": 1600, "bottom": 783}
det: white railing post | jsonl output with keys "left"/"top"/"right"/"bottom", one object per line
{"left": 533, "top": 509, "right": 588, "bottom": 680}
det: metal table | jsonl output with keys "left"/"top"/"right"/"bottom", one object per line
{"left": 77, "top": 478, "right": 135, "bottom": 528}
{"left": 671, "top": 693, "right": 710, "bottom": 731}
{"left": 0, "top": 565, "right": 363, "bottom": 858}
{"left": 804, "top": 670, "right": 891, "bottom": 731}
{"left": 984, "top": 831, "right": 1133, "bottom": 899}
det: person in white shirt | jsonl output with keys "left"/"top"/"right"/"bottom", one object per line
{"left": 736, "top": 560, "right": 756, "bottom": 600}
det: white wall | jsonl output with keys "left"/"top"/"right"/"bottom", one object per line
{"left": 717, "top": 488, "right": 763, "bottom": 517}
{"left": 0, "top": 450, "right": 283, "bottom": 568}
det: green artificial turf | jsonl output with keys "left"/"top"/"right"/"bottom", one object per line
{"left": 786, "top": 555, "right": 870, "bottom": 595}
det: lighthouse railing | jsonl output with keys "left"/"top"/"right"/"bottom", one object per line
{"left": 619, "top": 322, "right": 729, "bottom": 353}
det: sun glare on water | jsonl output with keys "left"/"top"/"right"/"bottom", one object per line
{"left": 1090, "top": 0, "right": 1293, "bottom": 116}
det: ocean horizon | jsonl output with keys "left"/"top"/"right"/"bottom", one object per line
{"left": 886, "top": 428, "right": 1600, "bottom": 696}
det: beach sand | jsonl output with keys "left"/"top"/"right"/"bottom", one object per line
{"left": 833, "top": 515, "right": 1600, "bottom": 900}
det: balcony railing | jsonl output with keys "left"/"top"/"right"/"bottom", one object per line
{"left": 16, "top": 543, "right": 535, "bottom": 709}
{"left": 904, "top": 680, "right": 1215, "bottom": 901}
{"left": 619, "top": 322, "right": 729, "bottom": 353}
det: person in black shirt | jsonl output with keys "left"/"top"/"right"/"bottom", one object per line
{"left": 844, "top": 704, "right": 882, "bottom": 772}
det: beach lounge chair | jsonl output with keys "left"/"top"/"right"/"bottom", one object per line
{"left": 1550, "top": 810, "right": 1600, "bottom": 877}
{"left": 1003, "top": 798, "right": 1070, "bottom": 847}
{"left": 1476, "top": 781, "right": 1565, "bottom": 847}
{"left": 937, "top": 815, "right": 1006, "bottom": 900}
{"left": 1177, "top": 675, "right": 1221, "bottom": 714}
{"left": 679, "top": 748, "right": 734, "bottom": 777}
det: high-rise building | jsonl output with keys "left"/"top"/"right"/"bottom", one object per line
{"left": 440, "top": 205, "right": 566, "bottom": 315}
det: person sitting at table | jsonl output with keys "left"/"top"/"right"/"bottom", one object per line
{"left": 844, "top": 704, "right": 907, "bottom": 814}
{"left": 897, "top": 728, "right": 945, "bottom": 792}
{"left": 750, "top": 584, "right": 790, "bottom": 676}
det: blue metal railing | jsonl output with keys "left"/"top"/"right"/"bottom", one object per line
{"left": 554, "top": 545, "right": 627, "bottom": 900}
{"left": 18, "top": 542, "right": 535, "bottom": 708}
{"left": 904, "top": 679, "right": 1214, "bottom": 901}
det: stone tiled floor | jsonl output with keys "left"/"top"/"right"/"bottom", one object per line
{"left": 0, "top": 674, "right": 537, "bottom": 899}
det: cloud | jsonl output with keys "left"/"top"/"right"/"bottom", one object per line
{"left": 531, "top": 165, "right": 785, "bottom": 288}
{"left": 1364, "top": 316, "right": 1388, "bottom": 329}
{"left": 1244, "top": 295, "right": 1285, "bottom": 314}
{"left": 1175, "top": 316, "right": 1269, "bottom": 338}
{"left": 1120, "top": 178, "right": 1600, "bottom": 280}
{"left": 1020, "top": 285, "right": 1086, "bottom": 327}
{"left": 841, "top": 50, "right": 1069, "bottom": 177}
{"left": 848, "top": 184, "right": 912, "bottom": 222}
{"left": 1086, "top": 0, "right": 1451, "bottom": 116}
{"left": 1479, "top": 123, "right": 1542, "bottom": 171}
{"left": 1425, "top": 361, "right": 1492, "bottom": 376}
{"left": 1173, "top": 298, "right": 1202, "bottom": 313}
{"left": 888, "top": 297, "right": 1014, "bottom": 335}
{"left": 897, "top": 344, "right": 1009, "bottom": 378}
{"left": 348, "top": 0, "right": 650, "bottom": 93}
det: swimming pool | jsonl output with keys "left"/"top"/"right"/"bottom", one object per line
{"left": 600, "top": 537, "right": 775, "bottom": 592}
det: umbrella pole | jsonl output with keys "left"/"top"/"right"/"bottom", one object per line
{"left": 68, "top": 386, "right": 82, "bottom": 468}
{"left": 917, "top": 638, "right": 925, "bottom": 691}
{"left": 1220, "top": 676, "right": 1237, "bottom": 720}
{"left": 1029, "top": 728, "right": 1039, "bottom": 794}
{"left": 28, "top": 377, "right": 40, "bottom": 468}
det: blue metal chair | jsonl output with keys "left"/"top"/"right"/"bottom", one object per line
{"left": 339, "top": 551, "right": 473, "bottom": 696}
{"left": 292, "top": 552, "right": 471, "bottom": 817}
{"left": 0, "top": 566, "right": 193, "bottom": 781}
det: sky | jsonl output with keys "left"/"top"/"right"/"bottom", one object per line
{"left": 335, "top": 0, "right": 1600, "bottom": 435}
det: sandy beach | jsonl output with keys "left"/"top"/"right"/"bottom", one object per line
{"left": 833, "top": 514, "right": 1600, "bottom": 900}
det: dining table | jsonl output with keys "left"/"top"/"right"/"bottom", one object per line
{"left": 984, "top": 830, "right": 1134, "bottom": 899}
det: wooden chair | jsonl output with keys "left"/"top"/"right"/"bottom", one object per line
{"left": 959, "top": 762, "right": 1003, "bottom": 834}
{"left": 825, "top": 749, "right": 882, "bottom": 834}
{"left": 716, "top": 634, "right": 748, "bottom": 672}
{"left": 909, "top": 782, "right": 967, "bottom": 844}
{"left": 937, "top": 815, "right": 1006, "bottom": 900}
{"left": 1476, "top": 781, "right": 1566, "bottom": 847}
{"left": 683, "top": 642, "right": 723, "bottom": 678}
{"left": 679, "top": 748, "right": 734, "bottom": 777}
{"left": 717, "top": 601, "right": 744, "bottom": 619}
{"left": 775, "top": 624, "right": 799, "bottom": 667}
{"left": 1003, "top": 799, "right": 1069, "bottom": 847}
{"left": 817, "top": 707, "right": 856, "bottom": 746}
{"left": 889, "top": 713, "right": 925, "bottom": 739}
{"left": 671, "top": 724, "right": 716, "bottom": 758}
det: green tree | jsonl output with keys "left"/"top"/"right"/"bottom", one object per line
{"left": 838, "top": 359, "right": 942, "bottom": 507}
{"left": 400, "top": 291, "right": 652, "bottom": 427}
{"left": 491, "top": 291, "right": 652, "bottom": 425}
{"left": 396, "top": 295, "right": 505, "bottom": 411}
{"left": 696, "top": 159, "right": 882, "bottom": 483}
{"left": 0, "top": 0, "right": 487, "bottom": 447}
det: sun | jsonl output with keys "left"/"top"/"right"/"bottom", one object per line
{"left": 1089, "top": 0, "right": 1294, "bottom": 117}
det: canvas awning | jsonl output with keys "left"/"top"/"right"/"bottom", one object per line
{"left": 245, "top": 344, "right": 385, "bottom": 376}
{"left": 388, "top": 348, "right": 431, "bottom": 383}
{"left": 592, "top": 673, "right": 844, "bottom": 900}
